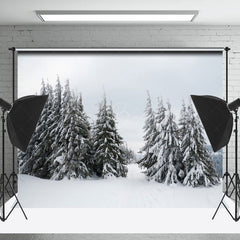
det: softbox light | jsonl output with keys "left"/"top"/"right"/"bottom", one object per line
{"left": 191, "top": 95, "right": 233, "bottom": 152}
{"left": 6, "top": 95, "right": 48, "bottom": 152}
{"left": 0, "top": 94, "right": 47, "bottom": 221}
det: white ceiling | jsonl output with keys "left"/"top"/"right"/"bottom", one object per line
{"left": 1, "top": 0, "right": 240, "bottom": 25}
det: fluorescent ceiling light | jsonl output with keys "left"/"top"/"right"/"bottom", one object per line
{"left": 36, "top": 11, "right": 198, "bottom": 22}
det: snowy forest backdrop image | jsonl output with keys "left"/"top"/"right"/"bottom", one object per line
{"left": 17, "top": 52, "right": 223, "bottom": 208}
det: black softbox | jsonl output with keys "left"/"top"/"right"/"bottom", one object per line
{"left": 191, "top": 95, "right": 233, "bottom": 152}
{"left": 7, "top": 95, "right": 48, "bottom": 152}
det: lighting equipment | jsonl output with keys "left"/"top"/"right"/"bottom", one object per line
{"left": 191, "top": 95, "right": 240, "bottom": 221}
{"left": 36, "top": 10, "right": 198, "bottom": 23}
{"left": 0, "top": 95, "right": 48, "bottom": 221}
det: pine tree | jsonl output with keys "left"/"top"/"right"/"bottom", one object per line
{"left": 177, "top": 100, "right": 189, "bottom": 181}
{"left": 147, "top": 103, "right": 181, "bottom": 184}
{"left": 48, "top": 78, "right": 62, "bottom": 164}
{"left": 138, "top": 91, "right": 158, "bottom": 169}
{"left": 146, "top": 97, "right": 166, "bottom": 177}
{"left": 85, "top": 123, "right": 96, "bottom": 176}
{"left": 182, "top": 104, "right": 220, "bottom": 187}
{"left": 19, "top": 79, "right": 93, "bottom": 180}
{"left": 92, "top": 96, "right": 128, "bottom": 178}
{"left": 178, "top": 100, "right": 188, "bottom": 140}
{"left": 31, "top": 83, "right": 54, "bottom": 178}
{"left": 19, "top": 80, "right": 51, "bottom": 176}
{"left": 18, "top": 128, "right": 40, "bottom": 175}
{"left": 50, "top": 80, "right": 71, "bottom": 179}
{"left": 53, "top": 80, "right": 71, "bottom": 162}
{"left": 51, "top": 81, "right": 90, "bottom": 180}
{"left": 74, "top": 94, "right": 92, "bottom": 177}
{"left": 155, "top": 98, "right": 166, "bottom": 128}
{"left": 107, "top": 103, "right": 128, "bottom": 177}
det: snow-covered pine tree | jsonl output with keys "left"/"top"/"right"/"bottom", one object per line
{"left": 182, "top": 103, "right": 220, "bottom": 187}
{"left": 177, "top": 100, "right": 189, "bottom": 181}
{"left": 107, "top": 103, "right": 128, "bottom": 177}
{"left": 74, "top": 94, "right": 92, "bottom": 177}
{"left": 18, "top": 127, "right": 40, "bottom": 174}
{"left": 146, "top": 97, "right": 166, "bottom": 178}
{"left": 92, "top": 96, "right": 128, "bottom": 178}
{"left": 178, "top": 100, "right": 188, "bottom": 140}
{"left": 18, "top": 114, "right": 40, "bottom": 174}
{"left": 84, "top": 122, "right": 96, "bottom": 176}
{"left": 138, "top": 91, "right": 158, "bottom": 169}
{"left": 92, "top": 97, "right": 112, "bottom": 177}
{"left": 147, "top": 102, "right": 181, "bottom": 184}
{"left": 19, "top": 79, "right": 50, "bottom": 176}
{"left": 50, "top": 80, "right": 71, "bottom": 179}
{"left": 31, "top": 83, "right": 54, "bottom": 178}
{"left": 51, "top": 81, "right": 90, "bottom": 180}
{"left": 47, "top": 78, "right": 62, "bottom": 167}
{"left": 155, "top": 98, "right": 166, "bottom": 129}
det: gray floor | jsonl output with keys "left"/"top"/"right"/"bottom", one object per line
{"left": 0, "top": 234, "right": 239, "bottom": 240}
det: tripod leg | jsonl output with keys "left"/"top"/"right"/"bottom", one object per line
{"left": 4, "top": 175, "right": 27, "bottom": 220}
{"left": 212, "top": 192, "right": 227, "bottom": 220}
{"left": 212, "top": 173, "right": 236, "bottom": 220}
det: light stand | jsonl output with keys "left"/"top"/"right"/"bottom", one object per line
{"left": 212, "top": 108, "right": 240, "bottom": 221}
{"left": 191, "top": 95, "right": 240, "bottom": 221}
{"left": 0, "top": 95, "right": 48, "bottom": 221}
{"left": 0, "top": 107, "right": 27, "bottom": 221}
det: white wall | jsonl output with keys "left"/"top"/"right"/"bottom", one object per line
{"left": 0, "top": 24, "right": 239, "bottom": 178}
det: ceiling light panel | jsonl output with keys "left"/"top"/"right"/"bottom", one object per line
{"left": 36, "top": 11, "right": 198, "bottom": 22}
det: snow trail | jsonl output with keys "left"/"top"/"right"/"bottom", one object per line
{"left": 18, "top": 164, "right": 222, "bottom": 208}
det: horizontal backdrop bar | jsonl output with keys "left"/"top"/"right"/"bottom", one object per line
{"left": 14, "top": 47, "right": 225, "bottom": 53}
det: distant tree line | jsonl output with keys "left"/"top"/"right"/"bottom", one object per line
{"left": 120, "top": 144, "right": 138, "bottom": 164}
{"left": 19, "top": 79, "right": 128, "bottom": 180}
{"left": 138, "top": 92, "right": 220, "bottom": 187}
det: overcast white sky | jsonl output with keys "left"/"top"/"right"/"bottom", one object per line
{"left": 18, "top": 52, "right": 222, "bottom": 152}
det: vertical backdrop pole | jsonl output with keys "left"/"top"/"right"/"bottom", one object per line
{"left": 1, "top": 110, "right": 6, "bottom": 221}
{"left": 234, "top": 110, "right": 238, "bottom": 219}
{"left": 9, "top": 47, "right": 16, "bottom": 191}
{"left": 225, "top": 47, "right": 230, "bottom": 195}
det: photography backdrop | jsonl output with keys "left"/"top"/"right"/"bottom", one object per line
{"left": 16, "top": 50, "right": 222, "bottom": 208}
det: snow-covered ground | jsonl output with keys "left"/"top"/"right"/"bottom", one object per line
{"left": 18, "top": 164, "right": 222, "bottom": 208}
